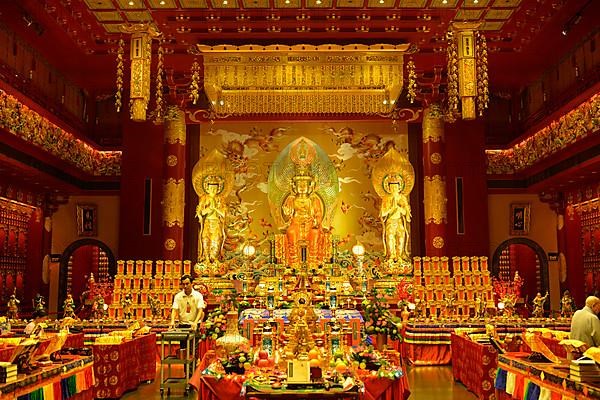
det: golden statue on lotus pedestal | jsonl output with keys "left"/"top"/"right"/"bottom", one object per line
{"left": 372, "top": 148, "right": 415, "bottom": 274}
{"left": 268, "top": 137, "right": 339, "bottom": 268}
{"left": 191, "top": 149, "right": 234, "bottom": 277}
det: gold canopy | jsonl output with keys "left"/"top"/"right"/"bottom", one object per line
{"left": 194, "top": 43, "right": 414, "bottom": 115}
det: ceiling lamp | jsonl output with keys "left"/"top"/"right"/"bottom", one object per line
{"left": 193, "top": 43, "right": 414, "bottom": 115}
{"left": 446, "top": 22, "right": 489, "bottom": 120}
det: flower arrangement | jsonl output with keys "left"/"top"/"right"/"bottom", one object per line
{"left": 350, "top": 345, "right": 384, "bottom": 371}
{"left": 199, "top": 308, "right": 227, "bottom": 340}
{"left": 362, "top": 290, "right": 403, "bottom": 341}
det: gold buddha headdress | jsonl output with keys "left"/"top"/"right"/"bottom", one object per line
{"left": 372, "top": 148, "right": 415, "bottom": 198}
{"left": 192, "top": 149, "right": 234, "bottom": 198}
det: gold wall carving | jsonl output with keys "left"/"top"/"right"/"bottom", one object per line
{"left": 430, "top": 153, "right": 442, "bottom": 164}
{"left": 194, "top": 43, "right": 414, "bottom": 115}
{"left": 162, "top": 178, "right": 185, "bottom": 227}
{"left": 432, "top": 236, "right": 445, "bottom": 249}
{"left": 166, "top": 155, "right": 178, "bottom": 167}
{"left": 422, "top": 104, "right": 445, "bottom": 143}
{"left": 164, "top": 238, "right": 176, "bottom": 251}
{"left": 423, "top": 175, "right": 448, "bottom": 224}
{"left": 164, "top": 106, "right": 186, "bottom": 145}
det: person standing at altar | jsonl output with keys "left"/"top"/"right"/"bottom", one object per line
{"left": 196, "top": 177, "right": 227, "bottom": 265}
{"left": 570, "top": 296, "right": 600, "bottom": 347}
{"left": 170, "top": 274, "right": 206, "bottom": 331}
{"left": 380, "top": 173, "right": 411, "bottom": 263}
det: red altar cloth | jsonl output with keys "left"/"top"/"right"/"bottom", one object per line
{"left": 93, "top": 333, "right": 157, "bottom": 399}
{"left": 190, "top": 351, "right": 411, "bottom": 400}
{"left": 450, "top": 334, "right": 497, "bottom": 400}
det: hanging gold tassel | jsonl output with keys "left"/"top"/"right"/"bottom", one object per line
{"left": 476, "top": 32, "right": 489, "bottom": 116}
{"left": 189, "top": 60, "right": 200, "bottom": 105}
{"left": 406, "top": 59, "right": 417, "bottom": 104}
{"left": 154, "top": 39, "right": 164, "bottom": 122}
{"left": 115, "top": 38, "right": 124, "bottom": 112}
{"left": 446, "top": 32, "right": 459, "bottom": 115}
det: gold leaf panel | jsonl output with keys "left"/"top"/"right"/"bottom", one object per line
{"left": 103, "top": 23, "right": 125, "bottom": 33}
{"left": 242, "top": 0, "right": 270, "bottom": 7}
{"left": 463, "top": 0, "right": 490, "bottom": 7}
{"left": 492, "top": 0, "right": 521, "bottom": 7}
{"left": 367, "top": 0, "right": 394, "bottom": 7}
{"left": 125, "top": 11, "right": 153, "bottom": 22}
{"left": 114, "top": 0, "right": 145, "bottom": 9}
{"left": 454, "top": 9, "right": 484, "bottom": 21}
{"left": 94, "top": 11, "right": 124, "bottom": 22}
{"left": 485, "top": 9, "right": 514, "bottom": 19}
{"left": 481, "top": 21, "right": 505, "bottom": 30}
{"left": 336, "top": 0, "right": 365, "bottom": 7}
{"left": 430, "top": 0, "right": 459, "bottom": 7}
{"left": 397, "top": 0, "right": 427, "bottom": 6}
{"left": 84, "top": 0, "right": 115, "bottom": 10}
{"left": 147, "top": 0, "right": 177, "bottom": 7}
{"left": 178, "top": 0, "right": 208, "bottom": 7}
{"left": 273, "top": 0, "right": 301, "bottom": 7}
{"left": 211, "top": 0, "right": 240, "bottom": 8}
{"left": 306, "top": 0, "right": 333, "bottom": 7}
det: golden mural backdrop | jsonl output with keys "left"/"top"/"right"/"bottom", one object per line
{"left": 197, "top": 121, "right": 409, "bottom": 256}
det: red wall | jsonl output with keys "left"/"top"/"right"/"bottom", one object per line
{"left": 444, "top": 119, "right": 490, "bottom": 256}
{"left": 118, "top": 117, "right": 164, "bottom": 260}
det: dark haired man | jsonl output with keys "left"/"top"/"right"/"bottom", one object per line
{"left": 169, "top": 274, "right": 206, "bottom": 331}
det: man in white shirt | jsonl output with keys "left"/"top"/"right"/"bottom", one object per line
{"left": 170, "top": 274, "right": 206, "bottom": 331}
{"left": 570, "top": 296, "right": 600, "bottom": 347}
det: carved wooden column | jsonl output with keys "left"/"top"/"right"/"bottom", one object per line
{"left": 422, "top": 103, "right": 448, "bottom": 256}
{"left": 162, "top": 106, "right": 186, "bottom": 261}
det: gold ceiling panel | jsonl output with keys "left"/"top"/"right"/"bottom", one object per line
{"left": 485, "top": 9, "right": 513, "bottom": 19}
{"left": 147, "top": 0, "right": 177, "bottom": 7}
{"left": 336, "top": 0, "right": 365, "bottom": 7}
{"left": 273, "top": 0, "right": 301, "bottom": 7}
{"left": 492, "top": 0, "right": 521, "bottom": 7}
{"left": 84, "top": 0, "right": 116, "bottom": 10}
{"left": 462, "top": 0, "right": 490, "bottom": 6}
{"left": 114, "top": 0, "right": 145, "bottom": 9}
{"left": 94, "top": 11, "right": 123, "bottom": 21}
{"left": 430, "top": 0, "right": 459, "bottom": 7}
{"left": 125, "top": 11, "right": 153, "bottom": 21}
{"left": 211, "top": 0, "right": 239, "bottom": 8}
{"left": 367, "top": 0, "right": 394, "bottom": 7}
{"left": 454, "top": 9, "right": 484, "bottom": 20}
{"left": 242, "top": 0, "right": 270, "bottom": 7}
{"left": 397, "top": 0, "right": 427, "bottom": 7}
{"left": 178, "top": 0, "right": 208, "bottom": 7}
{"left": 196, "top": 43, "right": 411, "bottom": 115}
{"left": 481, "top": 21, "right": 505, "bottom": 30}
{"left": 306, "top": 0, "right": 333, "bottom": 7}
{"left": 103, "top": 23, "right": 125, "bottom": 33}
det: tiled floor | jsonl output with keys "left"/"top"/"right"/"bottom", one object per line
{"left": 122, "top": 364, "right": 478, "bottom": 399}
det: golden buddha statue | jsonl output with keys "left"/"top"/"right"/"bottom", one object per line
{"left": 372, "top": 148, "right": 415, "bottom": 267}
{"left": 268, "top": 137, "right": 339, "bottom": 267}
{"left": 191, "top": 149, "right": 234, "bottom": 270}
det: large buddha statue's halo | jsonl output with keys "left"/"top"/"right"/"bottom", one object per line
{"left": 371, "top": 148, "right": 415, "bottom": 198}
{"left": 191, "top": 149, "right": 234, "bottom": 198}
{"left": 268, "top": 137, "right": 339, "bottom": 229}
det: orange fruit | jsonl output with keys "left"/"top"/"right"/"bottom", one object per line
{"left": 335, "top": 362, "right": 347, "bottom": 373}
{"left": 309, "top": 358, "right": 321, "bottom": 368}
{"left": 308, "top": 348, "right": 320, "bottom": 360}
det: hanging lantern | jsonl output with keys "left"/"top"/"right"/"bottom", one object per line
{"left": 447, "top": 22, "right": 489, "bottom": 120}
{"left": 119, "top": 24, "right": 162, "bottom": 122}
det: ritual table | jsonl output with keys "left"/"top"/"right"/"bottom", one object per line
{"left": 0, "top": 355, "right": 94, "bottom": 400}
{"left": 190, "top": 351, "right": 411, "bottom": 400}
{"left": 450, "top": 333, "right": 497, "bottom": 400}
{"left": 495, "top": 352, "right": 600, "bottom": 400}
{"left": 93, "top": 333, "right": 157, "bottom": 398}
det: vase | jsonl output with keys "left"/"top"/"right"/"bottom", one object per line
{"left": 400, "top": 306, "right": 410, "bottom": 323}
{"left": 216, "top": 310, "right": 248, "bottom": 355}
{"left": 375, "top": 333, "right": 387, "bottom": 351}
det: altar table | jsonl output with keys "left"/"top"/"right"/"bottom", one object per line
{"left": 495, "top": 352, "right": 600, "bottom": 400}
{"left": 0, "top": 332, "right": 87, "bottom": 362}
{"left": 190, "top": 351, "right": 411, "bottom": 400}
{"left": 0, "top": 355, "right": 94, "bottom": 400}
{"left": 450, "top": 333, "right": 497, "bottom": 400}
{"left": 93, "top": 333, "right": 156, "bottom": 398}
